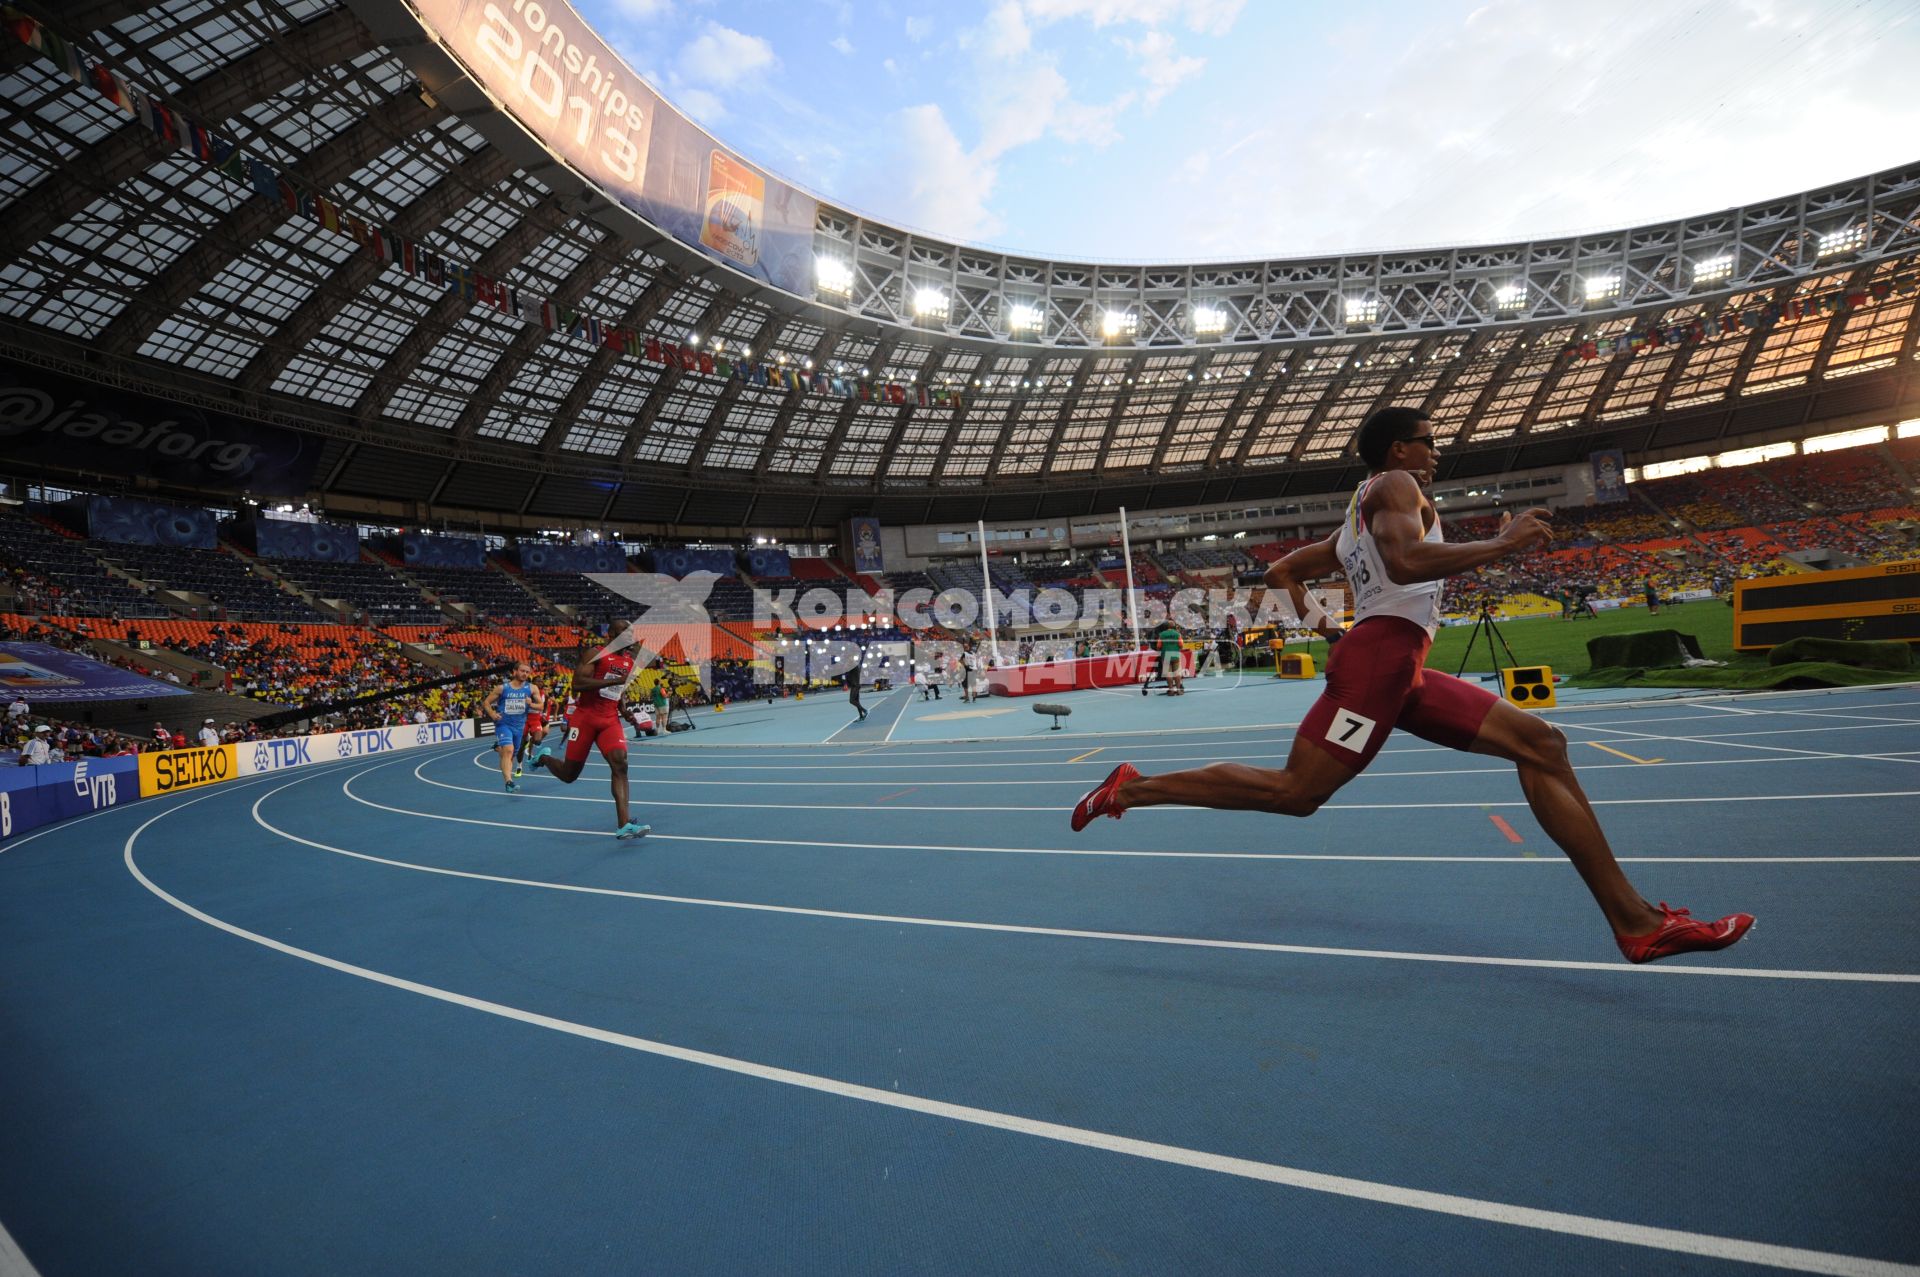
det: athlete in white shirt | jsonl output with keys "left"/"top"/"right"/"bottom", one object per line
{"left": 1071, "top": 406, "right": 1752, "bottom": 965}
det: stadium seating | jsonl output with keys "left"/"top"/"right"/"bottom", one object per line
{"left": 92, "top": 541, "right": 324, "bottom": 622}
{"left": 271, "top": 559, "right": 444, "bottom": 624}
{"left": 407, "top": 565, "right": 552, "bottom": 622}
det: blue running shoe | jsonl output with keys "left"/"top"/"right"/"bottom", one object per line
{"left": 614, "top": 821, "right": 651, "bottom": 840}
{"left": 505, "top": 779, "right": 518, "bottom": 793}
{"left": 526, "top": 743, "right": 551, "bottom": 769}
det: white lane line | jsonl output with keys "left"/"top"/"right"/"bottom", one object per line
{"left": 1563, "top": 720, "right": 1920, "bottom": 767}
{"left": 0, "top": 1218, "right": 42, "bottom": 1277}
{"left": 417, "top": 756, "right": 1920, "bottom": 813}
{"left": 348, "top": 777, "right": 1920, "bottom": 866}
{"left": 120, "top": 808, "right": 1920, "bottom": 1277}
{"left": 296, "top": 769, "right": 1917, "bottom": 983}
{"left": 606, "top": 719, "right": 1920, "bottom": 772}
{"left": 472, "top": 750, "right": 1909, "bottom": 787}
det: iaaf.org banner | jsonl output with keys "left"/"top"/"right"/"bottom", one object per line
{"left": 0, "top": 360, "right": 321, "bottom": 497}
{"left": 237, "top": 719, "right": 475, "bottom": 777}
{"left": 409, "top": 0, "right": 817, "bottom": 295}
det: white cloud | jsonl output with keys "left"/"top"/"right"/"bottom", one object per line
{"left": 1022, "top": 0, "right": 1245, "bottom": 35}
{"left": 904, "top": 15, "right": 932, "bottom": 42}
{"left": 678, "top": 23, "right": 776, "bottom": 89}
{"left": 888, "top": 103, "right": 1003, "bottom": 242}
{"left": 830, "top": 35, "right": 853, "bottom": 56}
{"left": 1138, "top": 0, "right": 1920, "bottom": 259}
{"left": 1121, "top": 30, "right": 1203, "bottom": 105}
{"left": 674, "top": 86, "right": 727, "bottom": 124}
{"left": 974, "top": 3, "right": 1031, "bottom": 59}
{"left": 606, "top": 0, "right": 670, "bottom": 18}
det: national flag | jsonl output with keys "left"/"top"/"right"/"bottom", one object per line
{"left": 645, "top": 336, "right": 663, "bottom": 361}
{"left": 661, "top": 341, "right": 680, "bottom": 366}
{"left": 679, "top": 346, "right": 698, "bottom": 371}
{"left": 714, "top": 356, "right": 733, "bottom": 377}
{"left": 539, "top": 300, "right": 558, "bottom": 329}
{"left": 247, "top": 158, "right": 278, "bottom": 203}
{"left": 916, "top": 386, "right": 929, "bottom": 407}
{"left": 698, "top": 351, "right": 714, "bottom": 375}
{"left": 154, "top": 102, "right": 179, "bottom": 148}
{"left": 5, "top": 11, "right": 38, "bottom": 51}
{"left": 402, "top": 239, "right": 418, "bottom": 276}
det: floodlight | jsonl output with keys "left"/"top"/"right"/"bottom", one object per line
{"left": 1007, "top": 302, "right": 1044, "bottom": 334}
{"left": 1494, "top": 282, "right": 1527, "bottom": 311}
{"left": 1692, "top": 255, "right": 1733, "bottom": 284}
{"left": 1584, "top": 274, "right": 1621, "bottom": 303}
{"left": 1102, "top": 309, "right": 1137, "bottom": 340}
{"left": 1818, "top": 226, "right": 1866, "bottom": 257}
{"left": 815, "top": 255, "right": 854, "bottom": 295}
{"left": 1343, "top": 296, "right": 1379, "bottom": 326}
{"left": 1192, "top": 304, "right": 1227, "bottom": 335}
{"left": 912, "top": 286, "right": 949, "bottom": 319}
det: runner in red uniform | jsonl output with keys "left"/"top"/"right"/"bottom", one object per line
{"left": 525, "top": 624, "right": 649, "bottom": 839}
{"left": 1070, "top": 406, "right": 1753, "bottom": 965}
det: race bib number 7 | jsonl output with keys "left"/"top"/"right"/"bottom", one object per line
{"left": 1326, "top": 708, "right": 1377, "bottom": 753}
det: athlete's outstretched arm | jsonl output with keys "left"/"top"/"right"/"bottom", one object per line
{"left": 1367, "top": 471, "right": 1550, "bottom": 585}
{"left": 1265, "top": 534, "right": 1341, "bottom": 636}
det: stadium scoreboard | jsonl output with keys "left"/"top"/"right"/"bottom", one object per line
{"left": 1733, "top": 560, "right": 1920, "bottom": 650}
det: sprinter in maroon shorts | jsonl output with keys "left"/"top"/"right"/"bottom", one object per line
{"left": 1071, "top": 407, "right": 1753, "bottom": 965}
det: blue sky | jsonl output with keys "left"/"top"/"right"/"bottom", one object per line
{"left": 578, "top": 0, "right": 1920, "bottom": 260}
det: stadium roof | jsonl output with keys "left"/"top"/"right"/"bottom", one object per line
{"left": 2, "top": 0, "right": 1918, "bottom": 534}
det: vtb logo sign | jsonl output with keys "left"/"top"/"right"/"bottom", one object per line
{"left": 70, "top": 759, "right": 119, "bottom": 809}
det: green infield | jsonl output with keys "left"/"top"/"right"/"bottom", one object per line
{"left": 1414, "top": 599, "right": 1920, "bottom": 688}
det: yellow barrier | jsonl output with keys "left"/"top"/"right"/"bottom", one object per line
{"left": 139, "top": 744, "right": 237, "bottom": 797}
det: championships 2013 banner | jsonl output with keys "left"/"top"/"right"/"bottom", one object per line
{"left": 408, "top": 0, "right": 817, "bottom": 296}
{"left": 0, "top": 642, "right": 191, "bottom": 703}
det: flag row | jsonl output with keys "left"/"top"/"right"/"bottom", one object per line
{"left": 1560, "top": 275, "right": 1911, "bottom": 362}
{"left": 2, "top": 8, "right": 965, "bottom": 410}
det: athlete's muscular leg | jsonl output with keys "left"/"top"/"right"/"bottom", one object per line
{"left": 540, "top": 753, "right": 585, "bottom": 783}
{"left": 606, "top": 748, "right": 631, "bottom": 826}
{"left": 1117, "top": 731, "right": 1357, "bottom": 816}
{"left": 497, "top": 743, "right": 514, "bottom": 784}
{"left": 1467, "top": 699, "right": 1662, "bottom": 935}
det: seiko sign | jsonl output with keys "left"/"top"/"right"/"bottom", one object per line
{"left": 139, "top": 744, "right": 236, "bottom": 796}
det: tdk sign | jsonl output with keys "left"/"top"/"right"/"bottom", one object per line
{"left": 415, "top": 722, "right": 465, "bottom": 744}
{"left": 335, "top": 729, "right": 396, "bottom": 759}
{"left": 253, "top": 739, "right": 313, "bottom": 771}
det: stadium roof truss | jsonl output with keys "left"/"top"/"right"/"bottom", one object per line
{"left": 2, "top": 0, "right": 1918, "bottom": 531}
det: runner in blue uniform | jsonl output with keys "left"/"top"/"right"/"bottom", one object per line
{"left": 483, "top": 661, "right": 544, "bottom": 792}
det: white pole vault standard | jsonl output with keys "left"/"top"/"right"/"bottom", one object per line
{"left": 1118, "top": 505, "right": 1142, "bottom": 652}
{"left": 978, "top": 519, "right": 1000, "bottom": 664}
